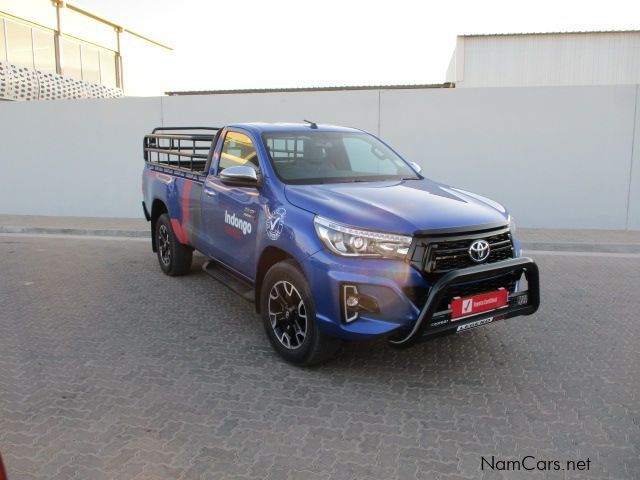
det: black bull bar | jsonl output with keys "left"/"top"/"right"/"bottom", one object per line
{"left": 388, "top": 257, "right": 540, "bottom": 347}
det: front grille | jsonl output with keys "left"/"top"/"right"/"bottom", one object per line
{"left": 403, "top": 286, "right": 429, "bottom": 308}
{"left": 403, "top": 274, "right": 518, "bottom": 311}
{"left": 404, "top": 226, "right": 518, "bottom": 311}
{"left": 446, "top": 276, "right": 517, "bottom": 299}
{"left": 410, "top": 227, "right": 515, "bottom": 275}
{"left": 439, "top": 275, "right": 517, "bottom": 311}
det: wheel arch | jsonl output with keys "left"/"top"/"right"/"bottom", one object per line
{"left": 150, "top": 199, "right": 168, "bottom": 252}
{"left": 254, "top": 246, "right": 304, "bottom": 313}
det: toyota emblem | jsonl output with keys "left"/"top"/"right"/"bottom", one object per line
{"left": 468, "top": 239, "right": 490, "bottom": 262}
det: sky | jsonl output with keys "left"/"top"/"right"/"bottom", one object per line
{"left": 75, "top": 0, "right": 640, "bottom": 93}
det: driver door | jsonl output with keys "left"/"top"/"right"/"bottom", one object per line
{"left": 200, "top": 129, "right": 262, "bottom": 278}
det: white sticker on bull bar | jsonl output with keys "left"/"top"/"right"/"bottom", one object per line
{"left": 456, "top": 317, "right": 493, "bottom": 333}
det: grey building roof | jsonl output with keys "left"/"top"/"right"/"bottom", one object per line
{"left": 459, "top": 29, "right": 640, "bottom": 38}
{"left": 165, "top": 83, "right": 454, "bottom": 96}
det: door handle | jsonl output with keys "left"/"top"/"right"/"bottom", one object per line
{"left": 204, "top": 188, "right": 216, "bottom": 197}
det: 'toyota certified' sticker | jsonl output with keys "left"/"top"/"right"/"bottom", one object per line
{"left": 451, "top": 289, "right": 508, "bottom": 319}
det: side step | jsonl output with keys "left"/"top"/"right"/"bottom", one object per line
{"left": 202, "top": 260, "right": 255, "bottom": 302}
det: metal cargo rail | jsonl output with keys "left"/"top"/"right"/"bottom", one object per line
{"left": 143, "top": 127, "right": 220, "bottom": 172}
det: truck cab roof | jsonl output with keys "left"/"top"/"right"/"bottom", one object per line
{"left": 227, "top": 122, "right": 363, "bottom": 135}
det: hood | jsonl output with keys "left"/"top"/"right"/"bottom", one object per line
{"left": 284, "top": 179, "right": 509, "bottom": 234}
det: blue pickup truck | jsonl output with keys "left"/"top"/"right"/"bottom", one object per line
{"left": 142, "top": 123, "right": 539, "bottom": 365}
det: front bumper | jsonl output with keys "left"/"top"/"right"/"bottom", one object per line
{"left": 302, "top": 249, "right": 538, "bottom": 342}
{"left": 388, "top": 257, "right": 540, "bottom": 346}
{"left": 302, "top": 249, "right": 423, "bottom": 339}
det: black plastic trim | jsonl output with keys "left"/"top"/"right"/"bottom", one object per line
{"left": 202, "top": 259, "right": 255, "bottom": 302}
{"left": 412, "top": 222, "right": 509, "bottom": 236}
{"left": 407, "top": 226, "right": 514, "bottom": 273}
{"left": 142, "top": 201, "right": 150, "bottom": 221}
{"left": 388, "top": 257, "right": 540, "bottom": 346}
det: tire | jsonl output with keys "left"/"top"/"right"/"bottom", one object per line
{"left": 260, "top": 260, "right": 342, "bottom": 366}
{"left": 155, "top": 213, "right": 192, "bottom": 276}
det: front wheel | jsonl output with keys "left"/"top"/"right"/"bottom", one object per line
{"left": 155, "top": 213, "right": 193, "bottom": 276}
{"left": 260, "top": 260, "right": 342, "bottom": 366}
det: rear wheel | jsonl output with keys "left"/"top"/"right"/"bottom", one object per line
{"left": 261, "top": 260, "right": 342, "bottom": 366}
{"left": 155, "top": 213, "right": 192, "bottom": 276}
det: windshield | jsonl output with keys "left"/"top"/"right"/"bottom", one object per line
{"left": 262, "top": 131, "right": 420, "bottom": 184}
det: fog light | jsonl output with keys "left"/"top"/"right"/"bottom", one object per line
{"left": 346, "top": 295, "right": 359, "bottom": 308}
{"left": 343, "top": 285, "right": 360, "bottom": 323}
{"left": 341, "top": 284, "right": 380, "bottom": 323}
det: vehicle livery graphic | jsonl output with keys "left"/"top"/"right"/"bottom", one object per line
{"left": 266, "top": 207, "right": 286, "bottom": 241}
{"left": 142, "top": 123, "right": 539, "bottom": 365}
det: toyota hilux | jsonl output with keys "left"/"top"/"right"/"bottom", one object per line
{"left": 142, "top": 123, "right": 539, "bottom": 365}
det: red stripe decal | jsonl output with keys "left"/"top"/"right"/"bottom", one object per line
{"left": 172, "top": 180, "right": 192, "bottom": 244}
{"left": 182, "top": 180, "right": 193, "bottom": 242}
{"left": 224, "top": 225, "right": 242, "bottom": 238}
{"left": 171, "top": 219, "right": 185, "bottom": 243}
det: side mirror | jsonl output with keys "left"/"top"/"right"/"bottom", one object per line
{"left": 219, "top": 165, "right": 261, "bottom": 187}
{"left": 409, "top": 161, "right": 423, "bottom": 174}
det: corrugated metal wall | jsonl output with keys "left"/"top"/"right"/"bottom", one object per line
{"left": 451, "top": 32, "right": 640, "bottom": 88}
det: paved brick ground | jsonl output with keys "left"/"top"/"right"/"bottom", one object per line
{"left": 0, "top": 235, "right": 638, "bottom": 479}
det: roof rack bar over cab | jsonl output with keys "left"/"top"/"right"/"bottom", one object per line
{"left": 144, "top": 126, "right": 221, "bottom": 173}
{"left": 151, "top": 127, "right": 221, "bottom": 133}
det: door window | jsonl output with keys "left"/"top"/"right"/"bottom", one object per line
{"left": 219, "top": 131, "right": 259, "bottom": 174}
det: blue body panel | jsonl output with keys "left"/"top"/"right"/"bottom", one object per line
{"left": 143, "top": 123, "right": 517, "bottom": 339}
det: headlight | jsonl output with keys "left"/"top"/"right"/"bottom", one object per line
{"left": 509, "top": 215, "right": 516, "bottom": 234}
{"left": 313, "top": 216, "right": 412, "bottom": 259}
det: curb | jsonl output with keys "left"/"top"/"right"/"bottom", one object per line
{"left": 2, "top": 226, "right": 640, "bottom": 253}
{"left": 521, "top": 241, "right": 640, "bottom": 254}
{"left": 0, "top": 226, "right": 149, "bottom": 238}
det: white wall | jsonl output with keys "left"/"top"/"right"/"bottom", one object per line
{"left": 0, "top": 97, "right": 160, "bottom": 217}
{"left": 0, "top": 85, "right": 638, "bottom": 230}
{"left": 161, "top": 90, "right": 379, "bottom": 132}
{"left": 629, "top": 86, "right": 640, "bottom": 230}
{"left": 380, "top": 85, "right": 637, "bottom": 229}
